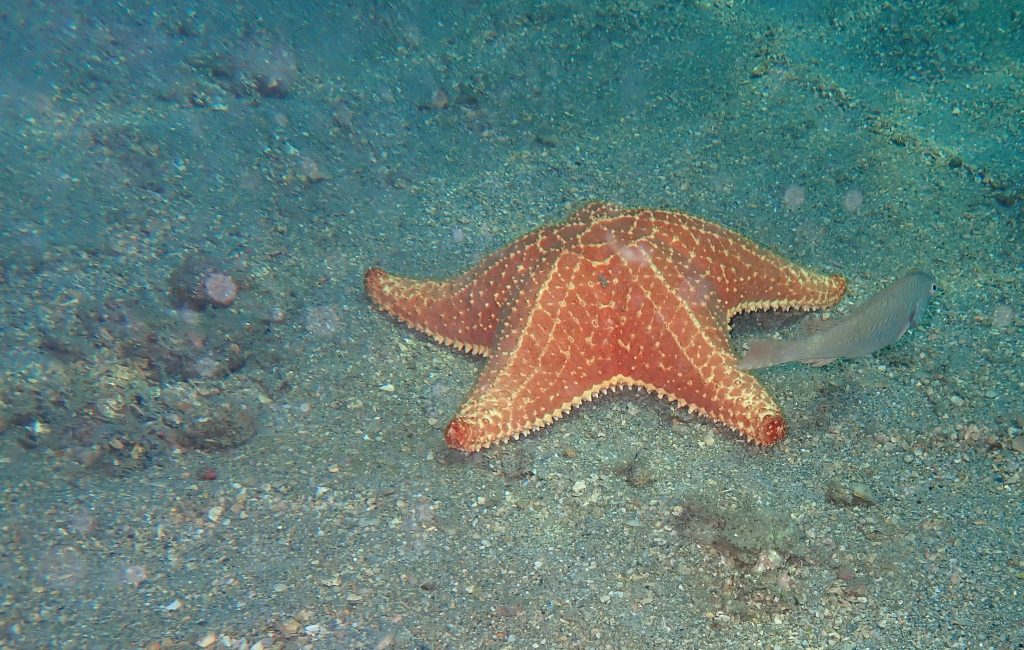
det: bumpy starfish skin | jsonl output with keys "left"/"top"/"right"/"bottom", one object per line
{"left": 365, "top": 202, "right": 845, "bottom": 452}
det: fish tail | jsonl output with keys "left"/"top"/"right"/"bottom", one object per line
{"left": 737, "top": 339, "right": 796, "bottom": 370}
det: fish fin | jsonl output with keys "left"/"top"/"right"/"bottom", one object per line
{"left": 737, "top": 339, "right": 789, "bottom": 370}
{"left": 801, "top": 358, "right": 836, "bottom": 367}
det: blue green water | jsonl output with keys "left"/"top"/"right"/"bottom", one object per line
{"left": 0, "top": 1, "right": 1020, "bottom": 647}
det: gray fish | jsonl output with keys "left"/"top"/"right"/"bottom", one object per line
{"left": 737, "top": 270, "right": 936, "bottom": 370}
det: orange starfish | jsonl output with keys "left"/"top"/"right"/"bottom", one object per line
{"left": 365, "top": 202, "right": 845, "bottom": 452}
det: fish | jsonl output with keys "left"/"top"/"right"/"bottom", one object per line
{"left": 737, "top": 270, "right": 936, "bottom": 370}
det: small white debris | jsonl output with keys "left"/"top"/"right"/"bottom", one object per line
{"left": 163, "top": 598, "right": 182, "bottom": 612}
{"left": 379, "top": 383, "right": 395, "bottom": 392}
{"left": 197, "top": 632, "right": 217, "bottom": 648}
{"left": 207, "top": 506, "right": 224, "bottom": 522}
{"left": 571, "top": 480, "right": 587, "bottom": 495}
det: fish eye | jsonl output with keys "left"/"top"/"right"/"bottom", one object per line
{"left": 930, "top": 283, "right": 938, "bottom": 293}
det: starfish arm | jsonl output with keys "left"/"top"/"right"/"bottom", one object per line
{"left": 629, "top": 309, "right": 787, "bottom": 445}
{"left": 618, "top": 247, "right": 787, "bottom": 444}
{"left": 445, "top": 250, "right": 629, "bottom": 451}
{"left": 364, "top": 224, "right": 582, "bottom": 355}
{"left": 723, "top": 258, "right": 846, "bottom": 318}
{"left": 365, "top": 268, "right": 495, "bottom": 355}
{"left": 645, "top": 210, "right": 846, "bottom": 317}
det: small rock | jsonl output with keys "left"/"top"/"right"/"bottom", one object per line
{"left": 826, "top": 480, "right": 878, "bottom": 507}
{"left": 429, "top": 88, "right": 449, "bottom": 110}
{"left": 207, "top": 506, "right": 224, "bottom": 522}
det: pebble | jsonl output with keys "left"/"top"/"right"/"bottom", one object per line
{"left": 266, "top": 307, "right": 287, "bottom": 324}
{"left": 163, "top": 599, "right": 182, "bottom": 612}
{"left": 278, "top": 618, "right": 300, "bottom": 635}
{"left": 207, "top": 506, "right": 224, "bottom": 522}
{"left": 571, "top": 480, "right": 587, "bottom": 495}
{"left": 197, "top": 632, "right": 217, "bottom": 648}
{"left": 826, "top": 480, "right": 878, "bottom": 507}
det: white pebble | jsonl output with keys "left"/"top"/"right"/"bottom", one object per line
{"left": 163, "top": 598, "right": 182, "bottom": 611}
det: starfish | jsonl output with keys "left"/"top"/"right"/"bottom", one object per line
{"left": 365, "top": 202, "right": 845, "bottom": 452}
